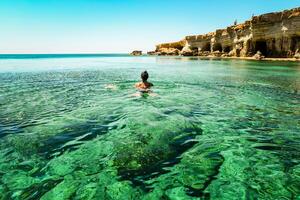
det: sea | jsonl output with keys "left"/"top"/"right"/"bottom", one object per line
{"left": 0, "top": 54, "right": 299, "bottom": 199}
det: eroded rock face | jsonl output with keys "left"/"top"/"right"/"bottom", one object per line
{"left": 155, "top": 7, "right": 300, "bottom": 58}
{"left": 180, "top": 45, "right": 193, "bottom": 56}
{"left": 155, "top": 40, "right": 186, "bottom": 51}
{"left": 153, "top": 40, "right": 186, "bottom": 56}
{"left": 157, "top": 48, "right": 180, "bottom": 56}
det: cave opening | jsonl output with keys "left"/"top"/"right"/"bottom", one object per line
{"left": 202, "top": 43, "right": 211, "bottom": 51}
{"left": 176, "top": 45, "right": 184, "bottom": 51}
{"left": 191, "top": 47, "right": 198, "bottom": 51}
{"left": 291, "top": 36, "right": 300, "bottom": 52}
{"left": 255, "top": 41, "right": 268, "bottom": 56}
{"left": 213, "top": 43, "right": 222, "bottom": 52}
{"left": 223, "top": 46, "right": 232, "bottom": 53}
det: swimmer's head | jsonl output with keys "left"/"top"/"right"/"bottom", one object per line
{"left": 141, "top": 71, "right": 149, "bottom": 82}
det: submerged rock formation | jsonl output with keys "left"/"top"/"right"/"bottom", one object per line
{"left": 152, "top": 7, "right": 300, "bottom": 58}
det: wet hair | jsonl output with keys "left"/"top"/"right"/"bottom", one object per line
{"left": 141, "top": 71, "right": 149, "bottom": 82}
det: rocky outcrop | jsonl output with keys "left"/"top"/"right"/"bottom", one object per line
{"left": 147, "top": 40, "right": 186, "bottom": 55}
{"left": 147, "top": 51, "right": 156, "bottom": 55}
{"left": 154, "top": 7, "right": 300, "bottom": 58}
{"left": 294, "top": 49, "right": 300, "bottom": 59}
{"left": 156, "top": 40, "right": 186, "bottom": 51}
{"left": 253, "top": 51, "right": 265, "bottom": 60}
{"left": 156, "top": 48, "right": 180, "bottom": 56}
{"left": 130, "top": 50, "right": 142, "bottom": 56}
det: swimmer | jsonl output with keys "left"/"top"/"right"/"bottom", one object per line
{"left": 135, "top": 71, "right": 153, "bottom": 91}
{"left": 104, "top": 84, "right": 117, "bottom": 90}
{"left": 132, "top": 71, "right": 157, "bottom": 97}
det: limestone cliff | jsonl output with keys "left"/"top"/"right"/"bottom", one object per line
{"left": 153, "top": 7, "right": 300, "bottom": 58}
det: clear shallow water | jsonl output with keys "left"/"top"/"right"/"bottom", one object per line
{"left": 0, "top": 55, "right": 300, "bottom": 200}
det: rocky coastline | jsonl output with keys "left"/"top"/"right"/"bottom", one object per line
{"left": 150, "top": 7, "right": 300, "bottom": 60}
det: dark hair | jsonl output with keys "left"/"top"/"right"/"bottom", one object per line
{"left": 141, "top": 71, "right": 149, "bottom": 82}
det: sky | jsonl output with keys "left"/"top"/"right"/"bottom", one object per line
{"left": 0, "top": 0, "right": 299, "bottom": 54}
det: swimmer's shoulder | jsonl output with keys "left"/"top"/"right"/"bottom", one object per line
{"left": 134, "top": 81, "right": 153, "bottom": 89}
{"left": 135, "top": 82, "right": 142, "bottom": 87}
{"left": 146, "top": 82, "right": 153, "bottom": 87}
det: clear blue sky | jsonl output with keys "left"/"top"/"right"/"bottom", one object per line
{"left": 0, "top": 0, "right": 299, "bottom": 53}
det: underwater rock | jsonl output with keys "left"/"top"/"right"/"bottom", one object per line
{"left": 2, "top": 171, "right": 37, "bottom": 191}
{"left": 114, "top": 124, "right": 202, "bottom": 187}
{"left": 46, "top": 140, "right": 114, "bottom": 177}
{"left": 165, "top": 187, "right": 196, "bottom": 200}
{"left": 106, "top": 181, "right": 142, "bottom": 200}
{"left": 206, "top": 147, "right": 294, "bottom": 200}
{"left": 39, "top": 120, "right": 117, "bottom": 159}
{"left": 4, "top": 109, "right": 121, "bottom": 160}
{"left": 93, "top": 114, "right": 202, "bottom": 189}
{"left": 6, "top": 134, "right": 41, "bottom": 157}
{"left": 133, "top": 135, "right": 227, "bottom": 199}
{"left": 19, "top": 178, "right": 63, "bottom": 200}
{"left": 0, "top": 186, "right": 7, "bottom": 199}
{"left": 92, "top": 170, "right": 130, "bottom": 199}
{"left": 40, "top": 175, "right": 80, "bottom": 200}
{"left": 287, "top": 164, "right": 300, "bottom": 196}
{"left": 47, "top": 156, "right": 76, "bottom": 176}
{"left": 142, "top": 188, "right": 165, "bottom": 200}
{"left": 74, "top": 182, "right": 98, "bottom": 200}
{"left": 177, "top": 151, "right": 224, "bottom": 198}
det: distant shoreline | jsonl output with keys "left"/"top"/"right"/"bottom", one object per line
{"left": 145, "top": 55, "right": 300, "bottom": 62}
{"left": 0, "top": 53, "right": 299, "bottom": 62}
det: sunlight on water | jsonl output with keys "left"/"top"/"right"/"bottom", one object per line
{"left": 0, "top": 55, "right": 300, "bottom": 199}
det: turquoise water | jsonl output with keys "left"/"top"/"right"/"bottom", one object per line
{"left": 0, "top": 55, "right": 299, "bottom": 200}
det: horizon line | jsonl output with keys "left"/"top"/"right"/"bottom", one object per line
{"left": 0, "top": 52, "right": 133, "bottom": 55}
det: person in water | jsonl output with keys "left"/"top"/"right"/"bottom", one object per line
{"left": 135, "top": 70, "right": 153, "bottom": 93}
